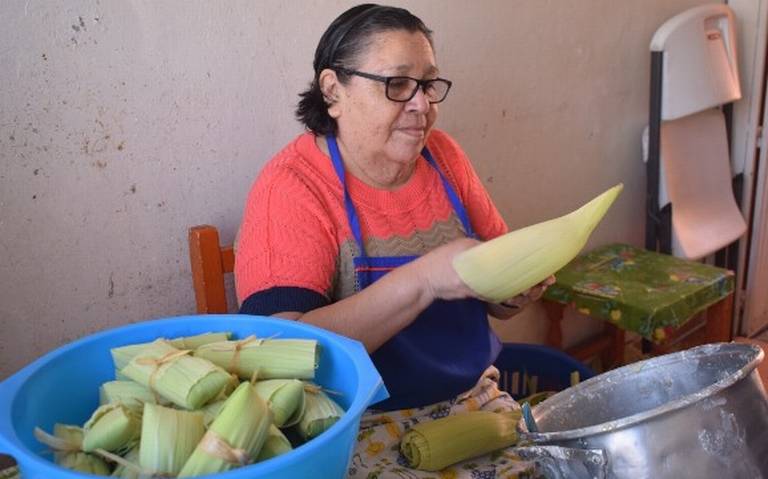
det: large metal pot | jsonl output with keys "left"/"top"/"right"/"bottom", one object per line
{"left": 516, "top": 343, "right": 768, "bottom": 478}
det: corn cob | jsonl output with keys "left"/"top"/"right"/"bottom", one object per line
{"left": 194, "top": 336, "right": 318, "bottom": 380}
{"left": 253, "top": 379, "right": 305, "bottom": 427}
{"left": 399, "top": 410, "right": 522, "bottom": 471}
{"left": 139, "top": 403, "right": 206, "bottom": 476}
{"left": 453, "top": 183, "right": 623, "bottom": 302}
{"left": 296, "top": 385, "right": 344, "bottom": 441}
{"left": 33, "top": 424, "right": 111, "bottom": 475}
{"left": 120, "top": 340, "right": 230, "bottom": 409}
{"left": 256, "top": 425, "right": 292, "bottom": 461}
{"left": 178, "top": 382, "right": 272, "bottom": 477}
{"left": 82, "top": 403, "right": 142, "bottom": 454}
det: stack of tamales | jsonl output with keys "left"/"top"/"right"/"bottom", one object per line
{"left": 33, "top": 331, "right": 346, "bottom": 478}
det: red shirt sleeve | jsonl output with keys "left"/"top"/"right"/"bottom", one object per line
{"left": 234, "top": 159, "right": 339, "bottom": 303}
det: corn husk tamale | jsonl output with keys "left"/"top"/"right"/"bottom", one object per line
{"left": 200, "top": 398, "right": 226, "bottom": 428}
{"left": 253, "top": 379, "right": 305, "bottom": 427}
{"left": 399, "top": 410, "right": 522, "bottom": 471}
{"left": 139, "top": 403, "right": 206, "bottom": 477}
{"left": 33, "top": 424, "right": 111, "bottom": 475}
{"left": 110, "top": 445, "right": 141, "bottom": 479}
{"left": 178, "top": 382, "right": 271, "bottom": 477}
{"left": 295, "top": 385, "right": 344, "bottom": 441}
{"left": 82, "top": 403, "right": 141, "bottom": 453}
{"left": 256, "top": 424, "right": 292, "bottom": 462}
{"left": 168, "top": 332, "right": 232, "bottom": 350}
{"left": 120, "top": 340, "right": 230, "bottom": 409}
{"left": 99, "top": 380, "right": 166, "bottom": 411}
{"left": 111, "top": 333, "right": 231, "bottom": 371}
{"left": 194, "top": 336, "right": 317, "bottom": 380}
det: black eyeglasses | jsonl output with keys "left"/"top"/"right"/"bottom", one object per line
{"left": 334, "top": 68, "right": 452, "bottom": 104}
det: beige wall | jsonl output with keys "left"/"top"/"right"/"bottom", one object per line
{"left": 0, "top": 0, "right": 717, "bottom": 379}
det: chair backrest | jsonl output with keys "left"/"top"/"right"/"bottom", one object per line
{"left": 645, "top": 4, "right": 746, "bottom": 261}
{"left": 188, "top": 225, "right": 235, "bottom": 314}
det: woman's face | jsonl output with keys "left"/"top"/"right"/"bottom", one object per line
{"left": 329, "top": 30, "right": 439, "bottom": 166}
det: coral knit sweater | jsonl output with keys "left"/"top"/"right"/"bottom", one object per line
{"left": 235, "top": 129, "right": 507, "bottom": 314}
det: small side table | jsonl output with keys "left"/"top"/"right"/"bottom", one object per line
{"left": 542, "top": 243, "right": 735, "bottom": 369}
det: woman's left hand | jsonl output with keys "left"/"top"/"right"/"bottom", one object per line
{"left": 489, "top": 275, "right": 556, "bottom": 319}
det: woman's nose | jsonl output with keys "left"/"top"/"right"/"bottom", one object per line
{"left": 405, "top": 86, "right": 430, "bottom": 113}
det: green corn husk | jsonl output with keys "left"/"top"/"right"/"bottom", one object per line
{"left": 253, "top": 379, "right": 305, "bottom": 427}
{"left": 139, "top": 403, "right": 206, "bottom": 477}
{"left": 168, "top": 332, "right": 232, "bottom": 350}
{"left": 111, "top": 342, "right": 156, "bottom": 372}
{"left": 453, "top": 183, "right": 623, "bottom": 302}
{"left": 82, "top": 403, "right": 142, "bottom": 453}
{"left": 178, "top": 382, "right": 272, "bottom": 477}
{"left": 256, "top": 425, "right": 292, "bottom": 461}
{"left": 120, "top": 340, "right": 230, "bottom": 409}
{"left": 194, "top": 336, "right": 318, "bottom": 380}
{"left": 33, "top": 424, "right": 111, "bottom": 475}
{"left": 111, "top": 333, "right": 231, "bottom": 371}
{"left": 295, "top": 385, "right": 344, "bottom": 441}
{"left": 399, "top": 410, "right": 522, "bottom": 471}
{"left": 110, "top": 445, "right": 141, "bottom": 479}
{"left": 100, "top": 380, "right": 165, "bottom": 410}
{"left": 200, "top": 398, "right": 227, "bottom": 428}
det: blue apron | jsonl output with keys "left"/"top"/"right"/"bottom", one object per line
{"left": 327, "top": 135, "right": 501, "bottom": 411}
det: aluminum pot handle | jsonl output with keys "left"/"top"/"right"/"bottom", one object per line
{"left": 513, "top": 445, "right": 607, "bottom": 479}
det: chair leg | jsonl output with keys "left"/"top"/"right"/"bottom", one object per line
{"left": 542, "top": 300, "right": 565, "bottom": 349}
{"left": 705, "top": 293, "right": 734, "bottom": 344}
{"left": 601, "top": 323, "right": 625, "bottom": 369}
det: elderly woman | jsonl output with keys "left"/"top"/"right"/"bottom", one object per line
{"left": 235, "top": 4, "right": 550, "bottom": 477}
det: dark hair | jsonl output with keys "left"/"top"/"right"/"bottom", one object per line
{"left": 296, "top": 4, "right": 433, "bottom": 135}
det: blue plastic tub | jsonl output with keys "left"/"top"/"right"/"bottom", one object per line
{"left": 0, "top": 314, "right": 389, "bottom": 479}
{"left": 493, "top": 343, "right": 595, "bottom": 400}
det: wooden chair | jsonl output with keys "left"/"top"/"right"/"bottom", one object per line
{"left": 188, "top": 225, "right": 234, "bottom": 314}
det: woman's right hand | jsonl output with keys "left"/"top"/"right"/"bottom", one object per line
{"left": 414, "top": 237, "right": 481, "bottom": 301}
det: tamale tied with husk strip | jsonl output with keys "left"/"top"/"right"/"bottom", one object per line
{"left": 110, "top": 445, "right": 141, "bottom": 479}
{"left": 256, "top": 425, "right": 292, "bottom": 461}
{"left": 82, "top": 403, "right": 141, "bottom": 454}
{"left": 33, "top": 425, "right": 111, "bottom": 475}
{"left": 178, "top": 381, "right": 272, "bottom": 477}
{"left": 399, "top": 409, "right": 522, "bottom": 471}
{"left": 120, "top": 340, "right": 230, "bottom": 410}
{"left": 295, "top": 384, "right": 344, "bottom": 441}
{"left": 253, "top": 379, "right": 305, "bottom": 427}
{"left": 194, "top": 336, "right": 317, "bottom": 380}
{"left": 139, "top": 403, "right": 205, "bottom": 477}
{"left": 99, "top": 380, "right": 166, "bottom": 411}
{"left": 110, "top": 333, "right": 232, "bottom": 371}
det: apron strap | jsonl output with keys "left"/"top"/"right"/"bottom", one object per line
{"left": 327, "top": 135, "right": 367, "bottom": 258}
{"left": 326, "top": 134, "right": 477, "bottom": 258}
{"left": 420, "top": 147, "right": 476, "bottom": 239}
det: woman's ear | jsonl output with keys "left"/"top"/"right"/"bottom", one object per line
{"left": 318, "top": 68, "right": 342, "bottom": 118}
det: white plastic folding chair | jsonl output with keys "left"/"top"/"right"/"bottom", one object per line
{"left": 644, "top": 4, "right": 747, "bottom": 265}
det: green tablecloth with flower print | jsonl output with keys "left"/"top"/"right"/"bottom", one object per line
{"left": 543, "top": 243, "right": 734, "bottom": 342}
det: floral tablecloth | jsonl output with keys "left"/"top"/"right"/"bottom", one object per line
{"left": 543, "top": 243, "right": 734, "bottom": 342}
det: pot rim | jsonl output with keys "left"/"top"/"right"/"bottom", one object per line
{"left": 525, "top": 342, "right": 764, "bottom": 442}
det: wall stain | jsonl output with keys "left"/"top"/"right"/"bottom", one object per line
{"left": 117, "top": 141, "right": 125, "bottom": 151}
{"left": 107, "top": 273, "right": 114, "bottom": 298}
{"left": 33, "top": 168, "right": 39, "bottom": 176}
